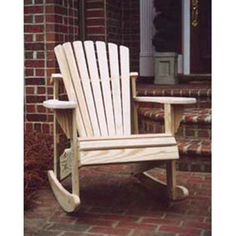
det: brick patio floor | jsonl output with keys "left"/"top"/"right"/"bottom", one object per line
{"left": 24, "top": 165, "right": 211, "bottom": 236}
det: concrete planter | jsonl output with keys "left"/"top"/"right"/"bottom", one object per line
{"left": 154, "top": 52, "right": 178, "bottom": 85}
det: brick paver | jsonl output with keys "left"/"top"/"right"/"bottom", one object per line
{"left": 25, "top": 165, "right": 211, "bottom": 236}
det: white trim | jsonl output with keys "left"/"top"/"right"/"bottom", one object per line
{"left": 178, "top": 54, "right": 183, "bottom": 74}
{"left": 139, "top": 0, "right": 155, "bottom": 77}
{"left": 182, "top": 0, "right": 190, "bottom": 74}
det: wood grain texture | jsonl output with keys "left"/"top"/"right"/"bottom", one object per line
{"left": 53, "top": 113, "right": 59, "bottom": 178}
{"left": 59, "top": 148, "right": 72, "bottom": 180}
{"left": 54, "top": 45, "right": 86, "bottom": 137}
{"left": 80, "top": 146, "right": 178, "bottom": 166}
{"left": 130, "top": 72, "right": 139, "bottom": 134}
{"left": 120, "top": 45, "right": 131, "bottom": 135}
{"left": 55, "top": 110, "right": 73, "bottom": 139}
{"left": 79, "top": 135, "right": 176, "bottom": 151}
{"left": 108, "top": 43, "right": 123, "bottom": 135}
{"left": 48, "top": 170, "right": 80, "bottom": 212}
{"left": 96, "top": 41, "right": 115, "bottom": 136}
{"left": 43, "top": 99, "right": 77, "bottom": 109}
{"left": 63, "top": 42, "right": 93, "bottom": 136}
{"left": 167, "top": 160, "right": 177, "bottom": 200}
{"left": 45, "top": 41, "right": 192, "bottom": 213}
{"left": 82, "top": 41, "right": 108, "bottom": 136}
{"left": 134, "top": 96, "right": 196, "bottom": 104}
{"left": 50, "top": 73, "right": 63, "bottom": 84}
{"left": 72, "top": 41, "right": 100, "bottom": 136}
{"left": 135, "top": 172, "right": 189, "bottom": 200}
{"left": 71, "top": 110, "right": 80, "bottom": 195}
{"left": 78, "top": 133, "right": 172, "bottom": 141}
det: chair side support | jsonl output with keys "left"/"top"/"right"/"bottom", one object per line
{"left": 130, "top": 72, "right": 191, "bottom": 201}
{"left": 43, "top": 91, "right": 80, "bottom": 211}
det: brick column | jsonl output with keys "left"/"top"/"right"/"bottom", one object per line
{"left": 106, "top": 0, "right": 140, "bottom": 72}
{"left": 24, "top": 0, "right": 79, "bottom": 134}
{"left": 85, "top": 0, "right": 106, "bottom": 41}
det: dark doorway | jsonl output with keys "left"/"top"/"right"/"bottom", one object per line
{"left": 190, "top": 0, "right": 211, "bottom": 74}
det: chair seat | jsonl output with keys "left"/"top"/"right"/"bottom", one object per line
{"left": 79, "top": 133, "right": 176, "bottom": 150}
{"left": 79, "top": 133, "right": 179, "bottom": 166}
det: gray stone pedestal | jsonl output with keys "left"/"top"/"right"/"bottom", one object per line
{"left": 154, "top": 52, "right": 178, "bottom": 85}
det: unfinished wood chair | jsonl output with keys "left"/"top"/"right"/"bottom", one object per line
{"left": 43, "top": 41, "right": 196, "bottom": 212}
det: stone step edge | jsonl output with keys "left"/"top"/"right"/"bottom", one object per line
{"left": 177, "top": 137, "right": 211, "bottom": 157}
{"left": 137, "top": 84, "right": 211, "bottom": 97}
{"left": 138, "top": 107, "right": 211, "bottom": 125}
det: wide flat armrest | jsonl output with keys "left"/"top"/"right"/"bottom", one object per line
{"left": 43, "top": 99, "right": 77, "bottom": 109}
{"left": 50, "top": 73, "right": 63, "bottom": 84}
{"left": 133, "top": 96, "right": 196, "bottom": 105}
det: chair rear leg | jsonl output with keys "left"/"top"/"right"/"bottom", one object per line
{"left": 134, "top": 160, "right": 189, "bottom": 201}
{"left": 166, "top": 160, "right": 189, "bottom": 200}
{"left": 166, "top": 160, "right": 177, "bottom": 200}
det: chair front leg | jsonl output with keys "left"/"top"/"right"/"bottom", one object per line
{"left": 56, "top": 109, "right": 80, "bottom": 196}
{"left": 49, "top": 108, "right": 81, "bottom": 212}
{"left": 164, "top": 103, "right": 188, "bottom": 200}
{"left": 71, "top": 109, "right": 80, "bottom": 196}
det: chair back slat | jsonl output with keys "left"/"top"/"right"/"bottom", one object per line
{"left": 54, "top": 45, "right": 86, "bottom": 136}
{"left": 83, "top": 41, "right": 109, "bottom": 136}
{"left": 108, "top": 43, "right": 123, "bottom": 135}
{"left": 96, "top": 41, "right": 116, "bottom": 136}
{"left": 55, "top": 41, "right": 131, "bottom": 137}
{"left": 62, "top": 42, "right": 93, "bottom": 137}
{"left": 120, "top": 45, "right": 131, "bottom": 135}
{"left": 73, "top": 41, "right": 101, "bottom": 136}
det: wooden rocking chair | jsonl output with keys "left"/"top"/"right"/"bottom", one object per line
{"left": 43, "top": 41, "right": 196, "bottom": 212}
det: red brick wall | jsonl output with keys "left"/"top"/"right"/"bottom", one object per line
{"left": 85, "top": 0, "right": 106, "bottom": 41}
{"left": 24, "top": 0, "right": 140, "bottom": 133}
{"left": 121, "top": 0, "right": 140, "bottom": 72}
{"left": 24, "top": 0, "right": 79, "bottom": 133}
{"left": 106, "top": 0, "right": 122, "bottom": 44}
{"left": 106, "top": 0, "right": 140, "bottom": 72}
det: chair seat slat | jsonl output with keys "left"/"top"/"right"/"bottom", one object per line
{"left": 80, "top": 146, "right": 178, "bottom": 166}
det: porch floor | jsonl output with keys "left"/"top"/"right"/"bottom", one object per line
{"left": 25, "top": 165, "right": 211, "bottom": 236}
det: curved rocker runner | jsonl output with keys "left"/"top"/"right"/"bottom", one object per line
{"left": 43, "top": 41, "right": 196, "bottom": 213}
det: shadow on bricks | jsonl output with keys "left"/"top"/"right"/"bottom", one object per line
{"left": 25, "top": 164, "right": 211, "bottom": 236}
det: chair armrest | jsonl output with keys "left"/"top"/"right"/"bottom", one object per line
{"left": 130, "top": 72, "right": 138, "bottom": 98}
{"left": 43, "top": 99, "right": 77, "bottom": 109}
{"left": 50, "top": 73, "right": 63, "bottom": 84}
{"left": 130, "top": 72, "right": 138, "bottom": 77}
{"left": 133, "top": 96, "right": 196, "bottom": 135}
{"left": 133, "top": 96, "right": 196, "bottom": 105}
